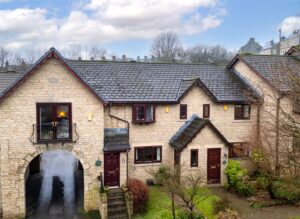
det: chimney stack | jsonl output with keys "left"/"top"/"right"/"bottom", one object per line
{"left": 137, "top": 56, "right": 140, "bottom": 62}
{"left": 144, "top": 56, "right": 148, "bottom": 62}
{"left": 102, "top": 56, "right": 106, "bottom": 61}
{"left": 5, "top": 61, "right": 9, "bottom": 67}
{"left": 112, "top": 56, "right": 116, "bottom": 61}
{"left": 78, "top": 57, "right": 82, "bottom": 61}
{"left": 151, "top": 55, "right": 155, "bottom": 62}
{"left": 279, "top": 28, "right": 282, "bottom": 42}
{"left": 122, "top": 54, "right": 126, "bottom": 61}
{"left": 90, "top": 57, "right": 94, "bottom": 61}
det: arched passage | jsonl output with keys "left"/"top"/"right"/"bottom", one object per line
{"left": 24, "top": 149, "right": 85, "bottom": 218}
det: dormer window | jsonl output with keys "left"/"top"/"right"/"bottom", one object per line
{"left": 132, "top": 104, "right": 155, "bottom": 123}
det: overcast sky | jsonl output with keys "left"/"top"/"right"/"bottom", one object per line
{"left": 0, "top": 0, "right": 300, "bottom": 57}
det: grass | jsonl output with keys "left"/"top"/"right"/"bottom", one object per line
{"left": 195, "top": 188, "right": 221, "bottom": 219}
{"left": 133, "top": 186, "right": 220, "bottom": 219}
{"left": 133, "top": 186, "right": 174, "bottom": 219}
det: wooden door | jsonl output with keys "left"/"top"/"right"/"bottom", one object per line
{"left": 207, "top": 148, "right": 221, "bottom": 184}
{"left": 104, "top": 153, "right": 120, "bottom": 187}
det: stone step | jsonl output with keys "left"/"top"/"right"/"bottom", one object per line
{"left": 108, "top": 206, "right": 127, "bottom": 213}
{"left": 108, "top": 212, "right": 128, "bottom": 219}
{"left": 109, "top": 188, "right": 123, "bottom": 193}
{"left": 108, "top": 194, "right": 125, "bottom": 201}
{"left": 108, "top": 200, "right": 126, "bottom": 207}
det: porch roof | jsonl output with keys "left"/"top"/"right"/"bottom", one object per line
{"left": 169, "top": 114, "right": 231, "bottom": 150}
{"left": 104, "top": 128, "right": 130, "bottom": 152}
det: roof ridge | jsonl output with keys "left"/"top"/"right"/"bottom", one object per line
{"left": 67, "top": 59, "right": 228, "bottom": 66}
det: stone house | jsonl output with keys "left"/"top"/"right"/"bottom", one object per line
{"left": 0, "top": 48, "right": 299, "bottom": 218}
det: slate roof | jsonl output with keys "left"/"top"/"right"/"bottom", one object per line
{"left": 67, "top": 60, "right": 252, "bottom": 103}
{"left": 230, "top": 54, "right": 300, "bottom": 92}
{"left": 0, "top": 48, "right": 255, "bottom": 103}
{"left": 169, "top": 114, "right": 231, "bottom": 150}
{"left": 104, "top": 128, "right": 130, "bottom": 152}
{"left": 0, "top": 65, "right": 29, "bottom": 95}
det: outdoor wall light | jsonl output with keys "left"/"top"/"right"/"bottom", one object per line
{"left": 95, "top": 158, "right": 102, "bottom": 167}
{"left": 165, "top": 106, "right": 170, "bottom": 113}
{"left": 223, "top": 105, "right": 228, "bottom": 111}
{"left": 87, "top": 112, "right": 93, "bottom": 121}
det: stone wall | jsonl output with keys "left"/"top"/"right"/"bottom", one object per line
{"left": 105, "top": 86, "right": 257, "bottom": 182}
{"left": 0, "top": 58, "right": 104, "bottom": 218}
{"left": 180, "top": 126, "right": 229, "bottom": 184}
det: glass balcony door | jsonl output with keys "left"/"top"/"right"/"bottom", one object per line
{"left": 37, "top": 103, "right": 72, "bottom": 142}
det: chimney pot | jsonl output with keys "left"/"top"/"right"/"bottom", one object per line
{"left": 137, "top": 56, "right": 140, "bottom": 61}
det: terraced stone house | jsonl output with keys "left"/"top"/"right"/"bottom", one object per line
{"left": 0, "top": 48, "right": 299, "bottom": 218}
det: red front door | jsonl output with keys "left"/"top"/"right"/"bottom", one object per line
{"left": 207, "top": 148, "right": 221, "bottom": 184}
{"left": 104, "top": 153, "right": 120, "bottom": 187}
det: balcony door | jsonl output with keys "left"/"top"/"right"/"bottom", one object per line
{"left": 37, "top": 103, "right": 72, "bottom": 142}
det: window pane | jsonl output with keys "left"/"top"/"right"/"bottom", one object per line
{"left": 137, "top": 106, "right": 145, "bottom": 120}
{"left": 56, "top": 105, "right": 70, "bottom": 139}
{"left": 191, "top": 150, "right": 198, "bottom": 167}
{"left": 39, "top": 105, "right": 53, "bottom": 140}
{"left": 146, "top": 105, "right": 153, "bottom": 121}
{"left": 180, "top": 104, "right": 187, "bottom": 119}
{"left": 234, "top": 105, "right": 242, "bottom": 120}
{"left": 243, "top": 105, "right": 250, "bottom": 118}
{"left": 155, "top": 147, "right": 161, "bottom": 161}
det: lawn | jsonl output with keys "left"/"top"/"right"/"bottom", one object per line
{"left": 133, "top": 186, "right": 174, "bottom": 219}
{"left": 133, "top": 186, "right": 220, "bottom": 219}
{"left": 195, "top": 188, "right": 221, "bottom": 219}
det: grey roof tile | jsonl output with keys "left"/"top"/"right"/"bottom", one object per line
{"left": 239, "top": 55, "right": 300, "bottom": 92}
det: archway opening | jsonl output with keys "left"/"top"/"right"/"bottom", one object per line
{"left": 25, "top": 150, "right": 84, "bottom": 218}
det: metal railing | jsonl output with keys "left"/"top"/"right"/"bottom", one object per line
{"left": 29, "top": 123, "right": 79, "bottom": 145}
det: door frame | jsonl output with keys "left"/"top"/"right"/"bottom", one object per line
{"left": 207, "top": 148, "right": 221, "bottom": 184}
{"left": 104, "top": 152, "right": 120, "bottom": 187}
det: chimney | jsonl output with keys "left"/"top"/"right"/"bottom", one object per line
{"left": 5, "top": 61, "right": 9, "bottom": 67}
{"left": 112, "top": 56, "right": 116, "bottom": 61}
{"left": 151, "top": 55, "right": 155, "bottom": 62}
{"left": 270, "top": 40, "right": 274, "bottom": 46}
{"left": 122, "top": 54, "right": 126, "bottom": 61}
{"left": 144, "top": 56, "right": 148, "bottom": 62}
{"left": 249, "top": 37, "right": 255, "bottom": 42}
{"left": 90, "top": 57, "right": 94, "bottom": 61}
{"left": 21, "top": 59, "right": 26, "bottom": 66}
{"left": 101, "top": 56, "right": 106, "bottom": 61}
{"left": 137, "top": 56, "right": 140, "bottom": 62}
{"left": 279, "top": 28, "right": 282, "bottom": 42}
{"left": 78, "top": 57, "right": 82, "bottom": 61}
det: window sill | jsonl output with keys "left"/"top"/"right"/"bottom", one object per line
{"left": 232, "top": 119, "right": 252, "bottom": 123}
{"left": 36, "top": 139, "right": 73, "bottom": 144}
{"left": 132, "top": 121, "right": 155, "bottom": 124}
{"left": 134, "top": 162, "right": 162, "bottom": 167}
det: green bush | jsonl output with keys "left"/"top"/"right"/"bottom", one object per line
{"left": 154, "top": 166, "right": 168, "bottom": 185}
{"left": 255, "top": 175, "right": 271, "bottom": 190}
{"left": 224, "top": 160, "right": 255, "bottom": 196}
{"left": 271, "top": 178, "right": 300, "bottom": 203}
{"left": 177, "top": 211, "right": 206, "bottom": 219}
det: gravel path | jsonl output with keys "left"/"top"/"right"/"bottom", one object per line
{"left": 211, "top": 187, "right": 300, "bottom": 219}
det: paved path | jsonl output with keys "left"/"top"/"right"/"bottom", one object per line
{"left": 211, "top": 187, "right": 300, "bottom": 219}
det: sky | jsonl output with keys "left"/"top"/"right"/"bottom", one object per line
{"left": 0, "top": 0, "right": 300, "bottom": 58}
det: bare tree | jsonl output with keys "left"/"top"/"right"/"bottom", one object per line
{"left": 89, "top": 46, "right": 107, "bottom": 60}
{"left": 250, "top": 60, "right": 300, "bottom": 178}
{"left": 63, "top": 45, "right": 83, "bottom": 60}
{"left": 153, "top": 165, "right": 209, "bottom": 219}
{"left": 0, "top": 46, "right": 9, "bottom": 68}
{"left": 151, "top": 31, "right": 182, "bottom": 62}
{"left": 186, "top": 45, "right": 235, "bottom": 64}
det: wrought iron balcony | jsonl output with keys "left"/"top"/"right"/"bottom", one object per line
{"left": 29, "top": 123, "right": 79, "bottom": 145}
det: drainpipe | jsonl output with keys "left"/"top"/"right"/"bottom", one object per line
{"left": 108, "top": 104, "right": 130, "bottom": 184}
{"left": 275, "top": 94, "right": 284, "bottom": 177}
{"left": 108, "top": 104, "right": 130, "bottom": 138}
